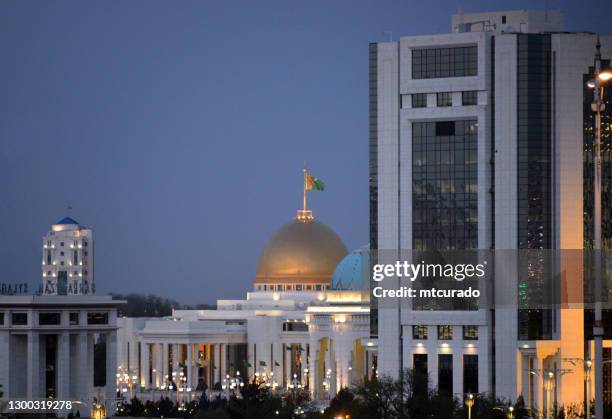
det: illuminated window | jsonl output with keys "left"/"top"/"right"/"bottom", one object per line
{"left": 412, "top": 325, "right": 428, "bottom": 339}
{"left": 463, "top": 325, "right": 478, "bottom": 340}
{"left": 437, "top": 325, "right": 453, "bottom": 340}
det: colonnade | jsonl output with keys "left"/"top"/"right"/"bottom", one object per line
{"left": 138, "top": 342, "right": 230, "bottom": 391}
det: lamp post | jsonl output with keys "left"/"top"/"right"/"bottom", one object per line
{"left": 545, "top": 371, "right": 556, "bottom": 419}
{"left": 587, "top": 35, "right": 612, "bottom": 419}
{"left": 584, "top": 359, "right": 593, "bottom": 418}
{"left": 465, "top": 393, "right": 475, "bottom": 419}
{"left": 507, "top": 405, "right": 514, "bottom": 419}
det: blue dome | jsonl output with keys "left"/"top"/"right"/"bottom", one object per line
{"left": 331, "top": 245, "right": 370, "bottom": 291}
{"left": 56, "top": 216, "right": 79, "bottom": 225}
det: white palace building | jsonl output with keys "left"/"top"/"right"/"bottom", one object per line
{"left": 117, "top": 206, "right": 376, "bottom": 401}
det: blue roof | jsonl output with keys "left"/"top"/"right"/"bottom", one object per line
{"left": 56, "top": 216, "right": 79, "bottom": 225}
{"left": 331, "top": 245, "right": 370, "bottom": 291}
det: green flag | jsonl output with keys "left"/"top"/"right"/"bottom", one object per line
{"left": 306, "top": 174, "right": 325, "bottom": 191}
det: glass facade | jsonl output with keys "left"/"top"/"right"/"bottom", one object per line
{"left": 412, "top": 46, "right": 477, "bottom": 79}
{"left": 516, "top": 34, "right": 553, "bottom": 340}
{"left": 412, "top": 120, "right": 478, "bottom": 250}
{"left": 368, "top": 43, "right": 378, "bottom": 338}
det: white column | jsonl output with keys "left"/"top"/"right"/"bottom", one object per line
{"left": 285, "top": 343, "right": 291, "bottom": 389}
{"left": 329, "top": 339, "right": 336, "bottom": 395}
{"left": 172, "top": 344, "right": 179, "bottom": 376}
{"left": 105, "top": 333, "right": 117, "bottom": 407}
{"left": 186, "top": 343, "right": 193, "bottom": 389}
{"left": 308, "top": 343, "right": 316, "bottom": 397}
{"left": 453, "top": 350, "right": 462, "bottom": 396}
{"left": 215, "top": 343, "right": 221, "bottom": 384}
{"left": 220, "top": 343, "right": 227, "bottom": 381}
{"left": 77, "top": 332, "right": 89, "bottom": 402}
{"left": 162, "top": 343, "right": 169, "bottom": 385}
{"left": 155, "top": 343, "right": 163, "bottom": 387}
{"left": 128, "top": 337, "right": 136, "bottom": 373}
{"left": 141, "top": 343, "right": 150, "bottom": 388}
{"left": 27, "top": 332, "right": 40, "bottom": 398}
{"left": 194, "top": 344, "right": 201, "bottom": 386}
{"left": 57, "top": 332, "right": 71, "bottom": 400}
{"left": 535, "top": 357, "right": 544, "bottom": 417}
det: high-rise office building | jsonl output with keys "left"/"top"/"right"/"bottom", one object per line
{"left": 42, "top": 217, "right": 94, "bottom": 295}
{"left": 370, "top": 9, "right": 612, "bottom": 410}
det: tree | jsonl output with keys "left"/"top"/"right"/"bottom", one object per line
{"left": 110, "top": 293, "right": 215, "bottom": 317}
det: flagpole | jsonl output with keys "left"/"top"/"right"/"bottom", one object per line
{"left": 303, "top": 168, "right": 307, "bottom": 211}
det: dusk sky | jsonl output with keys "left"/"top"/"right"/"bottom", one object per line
{"left": 1, "top": 0, "right": 610, "bottom": 304}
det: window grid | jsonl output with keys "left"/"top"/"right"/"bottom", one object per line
{"left": 412, "top": 46, "right": 477, "bottom": 79}
{"left": 412, "top": 120, "right": 478, "bottom": 251}
{"left": 437, "top": 92, "right": 452, "bottom": 107}
{"left": 462, "top": 325, "right": 478, "bottom": 340}
{"left": 437, "top": 325, "right": 453, "bottom": 340}
{"left": 462, "top": 90, "right": 478, "bottom": 106}
{"left": 412, "top": 93, "right": 427, "bottom": 108}
{"left": 412, "top": 325, "right": 428, "bottom": 339}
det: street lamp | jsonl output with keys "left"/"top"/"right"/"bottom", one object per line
{"left": 465, "top": 393, "right": 475, "bottom": 419}
{"left": 545, "top": 371, "right": 556, "bottom": 419}
{"left": 585, "top": 359, "right": 593, "bottom": 418}
{"left": 586, "top": 35, "right": 611, "bottom": 419}
{"left": 507, "top": 405, "right": 514, "bottom": 419}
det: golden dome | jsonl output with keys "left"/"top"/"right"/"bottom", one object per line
{"left": 254, "top": 218, "right": 348, "bottom": 286}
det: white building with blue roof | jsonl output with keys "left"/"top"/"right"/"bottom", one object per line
{"left": 42, "top": 216, "right": 94, "bottom": 295}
